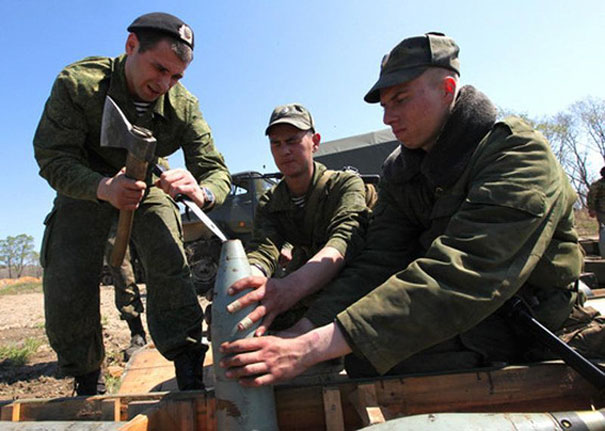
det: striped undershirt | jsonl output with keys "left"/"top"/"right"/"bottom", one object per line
{"left": 291, "top": 195, "right": 305, "bottom": 208}
{"left": 133, "top": 100, "right": 152, "bottom": 117}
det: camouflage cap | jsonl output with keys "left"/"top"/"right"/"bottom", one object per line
{"left": 364, "top": 32, "right": 460, "bottom": 103}
{"left": 128, "top": 12, "right": 194, "bottom": 49}
{"left": 265, "top": 103, "right": 315, "bottom": 135}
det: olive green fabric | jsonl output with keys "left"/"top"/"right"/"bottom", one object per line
{"left": 34, "top": 54, "right": 231, "bottom": 203}
{"left": 247, "top": 162, "right": 369, "bottom": 277}
{"left": 364, "top": 32, "right": 460, "bottom": 103}
{"left": 265, "top": 103, "right": 315, "bottom": 135}
{"left": 306, "top": 87, "right": 583, "bottom": 375}
{"left": 587, "top": 178, "right": 605, "bottom": 214}
{"left": 34, "top": 55, "right": 230, "bottom": 376}
{"left": 586, "top": 177, "right": 605, "bottom": 256}
{"left": 246, "top": 162, "right": 369, "bottom": 328}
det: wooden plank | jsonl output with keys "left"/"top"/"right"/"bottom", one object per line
{"left": 119, "top": 345, "right": 214, "bottom": 394}
{"left": 348, "top": 383, "right": 386, "bottom": 426}
{"left": 1, "top": 362, "right": 603, "bottom": 430}
{"left": 0, "top": 404, "right": 12, "bottom": 421}
{"left": 323, "top": 386, "right": 344, "bottom": 431}
{"left": 11, "top": 402, "right": 20, "bottom": 421}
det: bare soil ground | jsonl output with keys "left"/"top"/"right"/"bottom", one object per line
{"left": 0, "top": 282, "right": 143, "bottom": 400}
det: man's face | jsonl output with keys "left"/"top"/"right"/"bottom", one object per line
{"left": 380, "top": 71, "right": 451, "bottom": 152}
{"left": 268, "top": 124, "right": 319, "bottom": 179}
{"left": 124, "top": 34, "right": 188, "bottom": 102}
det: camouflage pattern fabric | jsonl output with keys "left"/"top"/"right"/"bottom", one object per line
{"left": 587, "top": 178, "right": 605, "bottom": 215}
{"left": 34, "top": 55, "right": 230, "bottom": 376}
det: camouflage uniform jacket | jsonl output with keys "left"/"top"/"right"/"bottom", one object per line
{"left": 587, "top": 178, "right": 605, "bottom": 214}
{"left": 246, "top": 161, "right": 369, "bottom": 278}
{"left": 33, "top": 54, "right": 231, "bottom": 203}
{"left": 306, "top": 86, "right": 582, "bottom": 374}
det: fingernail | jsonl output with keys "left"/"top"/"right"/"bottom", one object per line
{"left": 238, "top": 317, "right": 253, "bottom": 331}
{"left": 227, "top": 288, "right": 234, "bottom": 295}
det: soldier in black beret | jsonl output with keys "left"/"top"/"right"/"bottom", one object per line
{"left": 33, "top": 12, "right": 231, "bottom": 394}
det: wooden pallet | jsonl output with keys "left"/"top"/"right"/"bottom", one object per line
{"left": 1, "top": 360, "right": 603, "bottom": 430}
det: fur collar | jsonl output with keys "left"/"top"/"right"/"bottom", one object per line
{"left": 383, "top": 85, "right": 497, "bottom": 189}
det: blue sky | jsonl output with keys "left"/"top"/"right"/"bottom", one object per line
{"left": 2, "top": 0, "right": 604, "bottom": 250}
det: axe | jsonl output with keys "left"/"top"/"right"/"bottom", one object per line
{"left": 100, "top": 96, "right": 157, "bottom": 267}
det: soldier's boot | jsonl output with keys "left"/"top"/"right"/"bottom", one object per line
{"left": 74, "top": 369, "right": 106, "bottom": 396}
{"left": 174, "top": 345, "right": 208, "bottom": 391}
{"left": 124, "top": 316, "right": 147, "bottom": 361}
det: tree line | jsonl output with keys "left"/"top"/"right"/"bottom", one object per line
{"left": 0, "top": 234, "right": 39, "bottom": 279}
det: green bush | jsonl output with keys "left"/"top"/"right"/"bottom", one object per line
{"left": 0, "top": 338, "right": 42, "bottom": 366}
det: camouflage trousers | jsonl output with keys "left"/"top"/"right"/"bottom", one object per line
{"left": 105, "top": 228, "right": 144, "bottom": 321}
{"left": 41, "top": 188, "right": 203, "bottom": 376}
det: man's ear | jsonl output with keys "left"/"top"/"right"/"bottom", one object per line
{"left": 311, "top": 133, "right": 321, "bottom": 152}
{"left": 125, "top": 33, "right": 139, "bottom": 55}
{"left": 443, "top": 76, "right": 457, "bottom": 101}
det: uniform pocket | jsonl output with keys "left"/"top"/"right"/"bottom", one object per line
{"left": 39, "top": 208, "right": 57, "bottom": 268}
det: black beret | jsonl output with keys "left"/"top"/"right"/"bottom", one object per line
{"left": 127, "top": 12, "right": 194, "bottom": 50}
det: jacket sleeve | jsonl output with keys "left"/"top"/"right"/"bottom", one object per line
{"left": 304, "top": 177, "right": 421, "bottom": 327}
{"left": 322, "top": 174, "right": 369, "bottom": 259}
{"left": 181, "top": 98, "right": 231, "bottom": 206}
{"left": 336, "top": 123, "right": 581, "bottom": 374}
{"left": 246, "top": 190, "right": 284, "bottom": 276}
{"left": 33, "top": 70, "right": 105, "bottom": 201}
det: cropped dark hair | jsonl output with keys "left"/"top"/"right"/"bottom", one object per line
{"left": 134, "top": 30, "right": 193, "bottom": 63}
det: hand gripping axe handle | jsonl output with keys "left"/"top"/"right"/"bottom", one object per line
{"left": 100, "top": 96, "right": 157, "bottom": 267}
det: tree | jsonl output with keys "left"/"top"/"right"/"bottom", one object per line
{"left": 0, "top": 234, "right": 35, "bottom": 279}
{"left": 500, "top": 96, "right": 605, "bottom": 208}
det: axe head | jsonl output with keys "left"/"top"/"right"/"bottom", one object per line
{"left": 100, "top": 96, "right": 157, "bottom": 162}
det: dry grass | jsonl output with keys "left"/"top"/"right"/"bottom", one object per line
{"left": 575, "top": 208, "right": 598, "bottom": 239}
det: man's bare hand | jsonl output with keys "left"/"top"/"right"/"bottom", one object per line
{"left": 219, "top": 323, "right": 351, "bottom": 387}
{"left": 154, "top": 168, "right": 207, "bottom": 208}
{"left": 97, "top": 168, "right": 146, "bottom": 210}
{"left": 227, "top": 276, "right": 299, "bottom": 336}
{"left": 219, "top": 335, "right": 315, "bottom": 386}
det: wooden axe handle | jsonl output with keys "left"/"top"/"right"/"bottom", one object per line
{"left": 110, "top": 153, "right": 149, "bottom": 267}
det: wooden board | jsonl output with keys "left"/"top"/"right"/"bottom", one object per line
{"left": 118, "top": 345, "right": 214, "bottom": 394}
{"left": 2, "top": 361, "right": 603, "bottom": 430}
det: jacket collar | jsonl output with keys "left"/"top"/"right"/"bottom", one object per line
{"left": 107, "top": 54, "right": 167, "bottom": 123}
{"left": 383, "top": 85, "right": 497, "bottom": 189}
{"left": 267, "top": 161, "right": 327, "bottom": 212}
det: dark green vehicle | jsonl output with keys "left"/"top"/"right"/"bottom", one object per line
{"left": 182, "top": 171, "right": 280, "bottom": 294}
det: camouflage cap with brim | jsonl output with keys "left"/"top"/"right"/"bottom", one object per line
{"left": 364, "top": 32, "right": 460, "bottom": 103}
{"left": 265, "top": 103, "right": 315, "bottom": 135}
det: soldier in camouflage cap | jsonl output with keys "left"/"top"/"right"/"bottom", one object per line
{"left": 33, "top": 12, "right": 231, "bottom": 394}
{"left": 224, "top": 103, "right": 370, "bottom": 337}
{"left": 587, "top": 167, "right": 605, "bottom": 257}
{"left": 220, "top": 33, "right": 604, "bottom": 385}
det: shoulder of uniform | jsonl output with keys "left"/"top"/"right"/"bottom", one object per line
{"left": 327, "top": 168, "right": 364, "bottom": 187}
{"left": 489, "top": 115, "right": 548, "bottom": 148}
{"left": 55, "top": 56, "right": 113, "bottom": 97}
{"left": 494, "top": 116, "right": 539, "bottom": 136}
{"left": 166, "top": 82, "right": 199, "bottom": 109}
